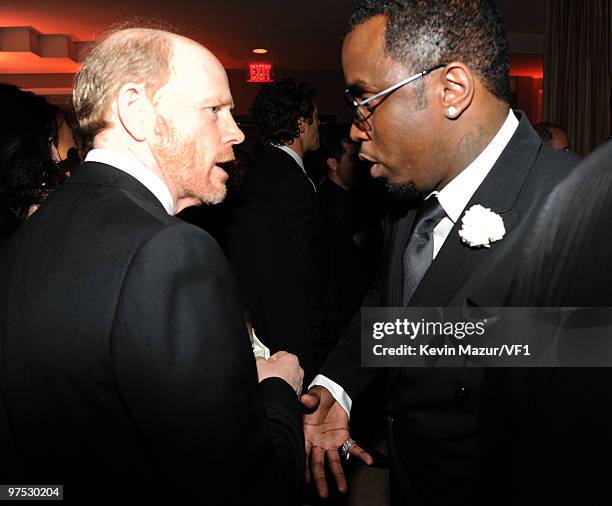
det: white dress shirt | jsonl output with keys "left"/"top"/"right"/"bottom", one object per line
{"left": 274, "top": 144, "right": 317, "bottom": 192}
{"left": 310, "top": 110, "right": 520, "bottom": 418}
{"left": 85, "top": 148, "right": 175, "bottom": 215}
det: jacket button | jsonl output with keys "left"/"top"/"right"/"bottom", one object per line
{"left": 454, "top": 385, "right": 470, "bottom": 402}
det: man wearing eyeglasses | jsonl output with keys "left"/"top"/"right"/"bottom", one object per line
{"left": 302, "top": 1, "right": 579, "bottom": 505}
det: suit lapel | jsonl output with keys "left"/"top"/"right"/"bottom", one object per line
{"left": 270, "top": 146, "right": 316, "bottom": 194}
{"left": 408, "top": 212, "right": 519, "bottom": 307}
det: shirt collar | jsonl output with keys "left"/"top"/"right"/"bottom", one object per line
{"left": 85, "top": 148, "right": 175, "bottom": 215}
{"left": 273, "top": 144, "right": 317, "bottom": 192}
{"left": 274, "top": 144, "right": 305, "bottom": 170}
{"left": 435, "top": 109, "right": 519, "bottom": 223}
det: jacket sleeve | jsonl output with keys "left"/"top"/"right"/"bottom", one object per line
{"left": 320, "top": 282, "right": 383, "bottom": 402}
{"left": 110, "top": 222, "right": 304, "bottom": 503}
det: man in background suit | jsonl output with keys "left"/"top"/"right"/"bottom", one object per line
{"left": 0, "top": 28, "right": 304, "bottom": 503}
{"left": 318, "top": 125, "right": 375, "bottom": 328}
{"left": 534, "top": 121, "right": 571, "bottom": 151}
{"left": 301, "top": 1, "right": 579, "bottom": 505}
{"left": 231, "top": 79, "right": 337, "bottom": 381}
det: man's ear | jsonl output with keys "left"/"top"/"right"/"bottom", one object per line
{"left": 439, "top": 62, "right": 475, "bottom": 120}
{"left": 116, "top": 83, "right": 154, "bottom": 142}
{"left": 326, "top": 157, "right": 338, "bottom": 172}
{"left": 297, "top": 117, "right": 306, "bottom": 135}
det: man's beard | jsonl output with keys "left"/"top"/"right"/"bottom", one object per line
{"left": 383, "top": 180, "right": 424, "bottom": 201}
{"left": 152, "top": 114, "right": 227, "bottom": 206}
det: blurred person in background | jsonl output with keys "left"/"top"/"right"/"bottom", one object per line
{"left": 231, "top": 78, "right": 339, "bottom": 382}
{"left": 318, "top": 124, "right": 375, "bottom": 328}
{"left": 534, "top": 122, "right": 571, "bottom": 151}
{"left": 0, "top": 84, "right": 65, "bottom": 249}
{"left": 228, "top": 147, "right": 252, "bottom": 188}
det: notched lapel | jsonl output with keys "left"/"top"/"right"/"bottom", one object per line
{"left": 409, "top": 209, "right": 519, "bottom": 306}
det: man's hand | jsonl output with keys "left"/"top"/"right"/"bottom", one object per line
{"left": 301, "top": 386, "right": 373, "bottom": 498}
{"left": 256, "top": 351, "right": 303, "bottom": 396}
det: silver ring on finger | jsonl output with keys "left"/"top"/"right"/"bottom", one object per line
{"left": 339, "top": 438, "right": 356, "bottom": 461}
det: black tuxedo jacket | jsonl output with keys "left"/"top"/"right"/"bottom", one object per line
{"left": 321, "top": 112, "right": 580, "bottom": 505}
{"left": 0, "top": 162, "right": 304, "bottom": 503}
{"left": 229, "top": 146, "right": 337, "bottom": 381}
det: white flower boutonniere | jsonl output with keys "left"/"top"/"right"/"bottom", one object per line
{"left": 458, "top": 204, "right": 505, "bottom": 248}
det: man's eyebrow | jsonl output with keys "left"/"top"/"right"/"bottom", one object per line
{"left": 197, "top": 98, "right": 234, "bottom": 107}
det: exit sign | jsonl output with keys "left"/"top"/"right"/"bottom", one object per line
{"left": 247, "top": 63, "right": 274, "bottom": 83}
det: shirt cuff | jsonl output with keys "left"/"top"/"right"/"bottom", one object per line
{"left": 308, "top": 374, "right": 352, "bottom": 420}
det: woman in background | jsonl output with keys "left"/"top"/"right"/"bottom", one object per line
{"left": 0, "top": 84, "right": 65, "bottom": 249}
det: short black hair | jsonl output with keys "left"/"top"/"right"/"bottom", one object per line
{"left": 0, "top": 84, "right": 65, "bottom": 222}
{"left": 347, "top": 0, "right": 510, "bottom": 103}
{"left": 534, "top": 122, "right": 567, "bottom": 145}
{"left": 250, "top": 78, "right": 316, "bottom": 145}
{"left": 322, "top": 124, "right": 352, "bottom": 163}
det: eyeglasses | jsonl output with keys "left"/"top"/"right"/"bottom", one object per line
{"left": 344, "top": 64, "right": 446, "bottom": 132}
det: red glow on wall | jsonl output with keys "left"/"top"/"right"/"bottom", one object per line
{"left": 0, "top": 51, "right": 81, "bottom": 74}
{"left": 247, "top": 63, "right": 273, "bottom": 83}
{"left": 509, "top": 54, "right": 543, "bottom": 79}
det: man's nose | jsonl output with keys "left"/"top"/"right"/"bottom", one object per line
{"left": 226, "top": 116, "right": 245, "bottom": 145}
{"left": 350, "top": 123, "right": 370, "bottom": 142}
